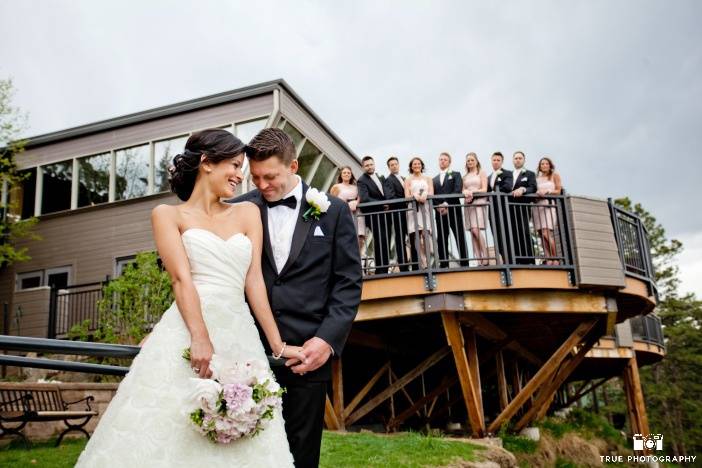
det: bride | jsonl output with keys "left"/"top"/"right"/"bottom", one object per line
{"left": 76, "top": 129, "right": 302, "bottom": 467}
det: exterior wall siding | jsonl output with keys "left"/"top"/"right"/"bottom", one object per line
{"left": 568, "top": 196, "right": 627, "bottom": 288}
{"left": 18, "top": 94, "right": 273, "bottom": 169}
{"left": 11, "top": 287, "right": 51, "bottom": 338}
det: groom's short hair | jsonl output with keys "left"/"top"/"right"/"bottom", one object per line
{"left": 245, "top": 128, "right": 296, "bottom": 164}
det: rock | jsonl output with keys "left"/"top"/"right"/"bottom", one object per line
{"left": 519, "top": 427, "right": 540, "bottom": 441}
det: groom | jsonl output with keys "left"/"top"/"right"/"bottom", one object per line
{"left": 234, "top": 128, "right": 362, "bottom": 468}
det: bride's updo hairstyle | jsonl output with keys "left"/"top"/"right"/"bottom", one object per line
{"left": 169, "top": 129, "right": 246, "bottom": 201}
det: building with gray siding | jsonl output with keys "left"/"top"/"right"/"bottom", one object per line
{"left": 0, "top": 79, "right": 360, "bottom": 337}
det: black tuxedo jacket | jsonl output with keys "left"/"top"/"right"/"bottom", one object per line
{"left": 433, "top": 170, "right": 463, "bottom": 205}
{"left": 383, "top": 173, "right": 406, "bottom": 209}
{"left": 487, "top": 169, "right": 514, "bottom": 193}
{"left": 233, "top": 183, "right": 362, "bottom": 380}
{"left": 357, "top": 173, "right": 387, "bottom": 213}
{"left": 510, "top": 169, "right": 537, "bottom": 199}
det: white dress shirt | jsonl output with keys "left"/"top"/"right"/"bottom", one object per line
{"left": 370, "top": 173, "right": 384, "bottom": 195}
{"left": 439, "top": 170, "right": 447, "bottom": 186}
{"left": 512, "top": 168, "right": 522, "bottom": 189}
{"left": 267, "top": 176, "right": 303, "bottom": 273}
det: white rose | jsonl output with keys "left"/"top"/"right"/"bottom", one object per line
{"left": 188, "top": 377, "right": 222, "bottom": 413}
{"left": 306, "top": 188, "right": 331, "bottom": 212}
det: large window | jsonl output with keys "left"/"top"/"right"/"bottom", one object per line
{"left": 236, "top": 118, "right": 267, "bottom": 145}
{"left": 115, "top": 144, "right": 150, "bottom": 201}
{"left": 154, "top": 136, "right": 188, "bottom": 193}
{"left": 77, "top": 153, "right": 110, "bottom": 207}
{"left": 310, "top": 156, "right": 336, "bottom": 191}
{"left": 41, "top": 160, "right": 72, "bottom": 214}
{"left": 9, "top": 168, "right": 36, "bottom": 219}
{"left": 297, "top": 140, "right": 321, "bottom": 182}
{"left": 280, "top": 122, "right": 304, "bottom": 150}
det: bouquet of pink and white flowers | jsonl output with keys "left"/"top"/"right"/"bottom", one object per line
{"left": 183, "top": 350, "right": 285, "bottom": 444}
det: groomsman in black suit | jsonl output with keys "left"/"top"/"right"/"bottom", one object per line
{"left": 509, "top": 151, "right": 538, "bottom": 264}
{"left": 235, "top": 129, "right": 362, "bottom": 468}
{"left": 433, "top": 152, "right": 469, "bottom": 268}
{"left": 384, "top": 156, "right": 412, "bottom": 271}
{"left": 357, "top": 156, "right": 390, "bottom": 274}
{"left": 487, "top": 152, "right": 513, "bottom": 264}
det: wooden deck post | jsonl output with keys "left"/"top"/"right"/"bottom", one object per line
{"left": 332, "top": 357, "right": 345, "bottom": 430}
{"left": 623, "top": 355, "right": 650, "bottom": 439}
{"left": 496, "top": 351, "right": 509, "bottom": 410}
{"left": 515, "top": 329, "right": 599, "bottom": 431}
{"left": 487, "top": 319, "right": 597, "bottom": 434}
{"left": 441, "top": 312, "right": 485, "bottom": 436}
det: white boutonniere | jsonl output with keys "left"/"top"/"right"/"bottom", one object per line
{"left": 496, "top": 169, "right": 503, "bottom": 175}
{"left": 303, "top": 188, "right": 331, "bottom": 221}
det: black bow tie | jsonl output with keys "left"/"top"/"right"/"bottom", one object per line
{"left": 266, "top": 196, "right": 297, "bottom": 209}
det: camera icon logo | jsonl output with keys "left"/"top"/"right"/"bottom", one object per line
{"left": 632, "top": 433, "right": 663, "bottom": 451}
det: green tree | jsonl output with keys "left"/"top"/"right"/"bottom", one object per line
{"left": 0, "top": 78, "right": 39, "bottom": 267}
{"left": 94, "top": 251, "right": 173, "bottom": 345}
{"left": 614, "top": 197, "right": 702, "bottom": 457}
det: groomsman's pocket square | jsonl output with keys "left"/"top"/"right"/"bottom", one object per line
{"left": 314, "top": 226, "right": 325, "bottom": 237}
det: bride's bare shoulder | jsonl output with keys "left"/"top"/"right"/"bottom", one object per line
{"left": 151, "top": 204, "right": 179, "bottom": 221}
{"left": 231, "top": 201, "right": 260, "bottom": 220}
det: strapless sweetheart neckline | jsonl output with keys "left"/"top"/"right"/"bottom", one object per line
{"left": 181, "top": 227, "right": 251, "bottom": 245}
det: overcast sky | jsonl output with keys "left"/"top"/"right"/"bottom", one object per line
{"left": 1, "top": 0, "right": 700, "bottom": 296}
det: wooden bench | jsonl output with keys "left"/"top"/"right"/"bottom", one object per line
{"left": 0, "top": 383, "right": 97, "bottom": 447}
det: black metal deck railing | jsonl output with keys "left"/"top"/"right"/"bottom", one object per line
{"left": 608, "top": 200, "right": 657, "bottom": 297}
{"left": 356, "top": 193, "right": 575, "bottom": 287}
{"left": 48, "top": 281, "right": 108, "bottom": 339}
{"left": 629, "top": 314, "right": 665, "bottom": 348}
{"left": 35, "top": 193, "right": 656, "bottom": 340}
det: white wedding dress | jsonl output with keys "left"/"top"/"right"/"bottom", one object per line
{"left": 76, "top": 228, "right": 294, "bottom": 468}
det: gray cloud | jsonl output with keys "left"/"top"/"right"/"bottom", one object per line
{"left": 1, "top": 0, "right": 700, "bottom": 242}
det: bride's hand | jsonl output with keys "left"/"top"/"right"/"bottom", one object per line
{"left": 281, "top": 345, "right": 307, "bottom": 366}
{"left": 190, "top": 336, "right": 214, "bottom": 379}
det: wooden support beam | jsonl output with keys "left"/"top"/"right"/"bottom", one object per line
{"left": 496, "top": 351, "right": 509, "bottom": 411}
{"left": 387, "top": 376, "right": 458, "bottom": 429}
{"left": 390, "top": 369, "right": 422, "bottom": 417}
{"left": 487, "top": 319, "right": 598, "bottom": 434}
{"left": 346, "top": 347, "right": 450, "bottom": 425}
{"left": 332, "top": 358, "right": 345, "bottom": 430}
{"left": 515, "top": 329, "right": 600, "bottom": 431}
{"left": 458, "top": 313, "right": 543, "bottom": 366}
{"left": 510, "top": 358, "right": 522, "bottom": 400}
{"left": 341, "top": 361, "right": 391, "bottom": 420}
{"left": 442, "top": 312, "right": 485, "bottom": 436}
{"left": 623, "top": 355, "right": 650, "bottom": 439}
{"left": 324, "top": 395, "right": 341, "bottom": 430}
{"left": 465, "top": 326, "right": 483, "bottom": 414}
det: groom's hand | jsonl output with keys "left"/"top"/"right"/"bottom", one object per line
{"left": 288, "top": 337, "right": 332, "bottom": 374}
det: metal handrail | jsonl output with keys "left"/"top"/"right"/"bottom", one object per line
{"left": 630, "top": 314, "right": 665, "bottom": 349}
{"left": 356, "top": 192, "right": 576, "bottom": 285}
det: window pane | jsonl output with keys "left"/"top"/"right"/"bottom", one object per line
{"left": 115, "top": 144, "right": 149, "bottom": 201}
{"left": 281, "top": 122, "right": 304, "bottom": 151}
{"left": 47, "top": 272, "right": 69, "bottom": 289}
{"left": 310, "top": 157, "right": 336, "bottom": 191}
{"left": 77, "top": 153, "right": 110, "bottom": 207}
{"left": 41, "top": 160, "right": 72, "bottom": 214}
{"left": 297, "top": 140, "right": 321, "bottom": 182}
{"left": 154, "top": 136, "right": 188, "bottom": 193}
{"left": 236, "top": 118, "right": 267, "bottom": 145}
{"left": 9, "top": 169, "right": 36, "bottom": 219}
{"left": 20, "top": 276, "right": 41, "bottom": 289}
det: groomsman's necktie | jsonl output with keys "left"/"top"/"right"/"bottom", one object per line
{"left": 266, "top": 196, "right": 297, "bottom": 209}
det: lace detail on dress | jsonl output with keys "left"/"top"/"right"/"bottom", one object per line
{"left": 76, "top": 230, "right": 294, "bottom": 468}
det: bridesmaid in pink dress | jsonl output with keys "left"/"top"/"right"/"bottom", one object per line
{"left": 462, "top": 153, "right": 489, "bottom": 266}
{"left": 330, "top": 166, "right": 365, "bottom": 253}
{"left": 533, "top": 157, "right": 563, "bottom": 265}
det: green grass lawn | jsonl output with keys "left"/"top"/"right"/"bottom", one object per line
{"left": 0, "top": 431, "right": 482, "bottom": 468}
